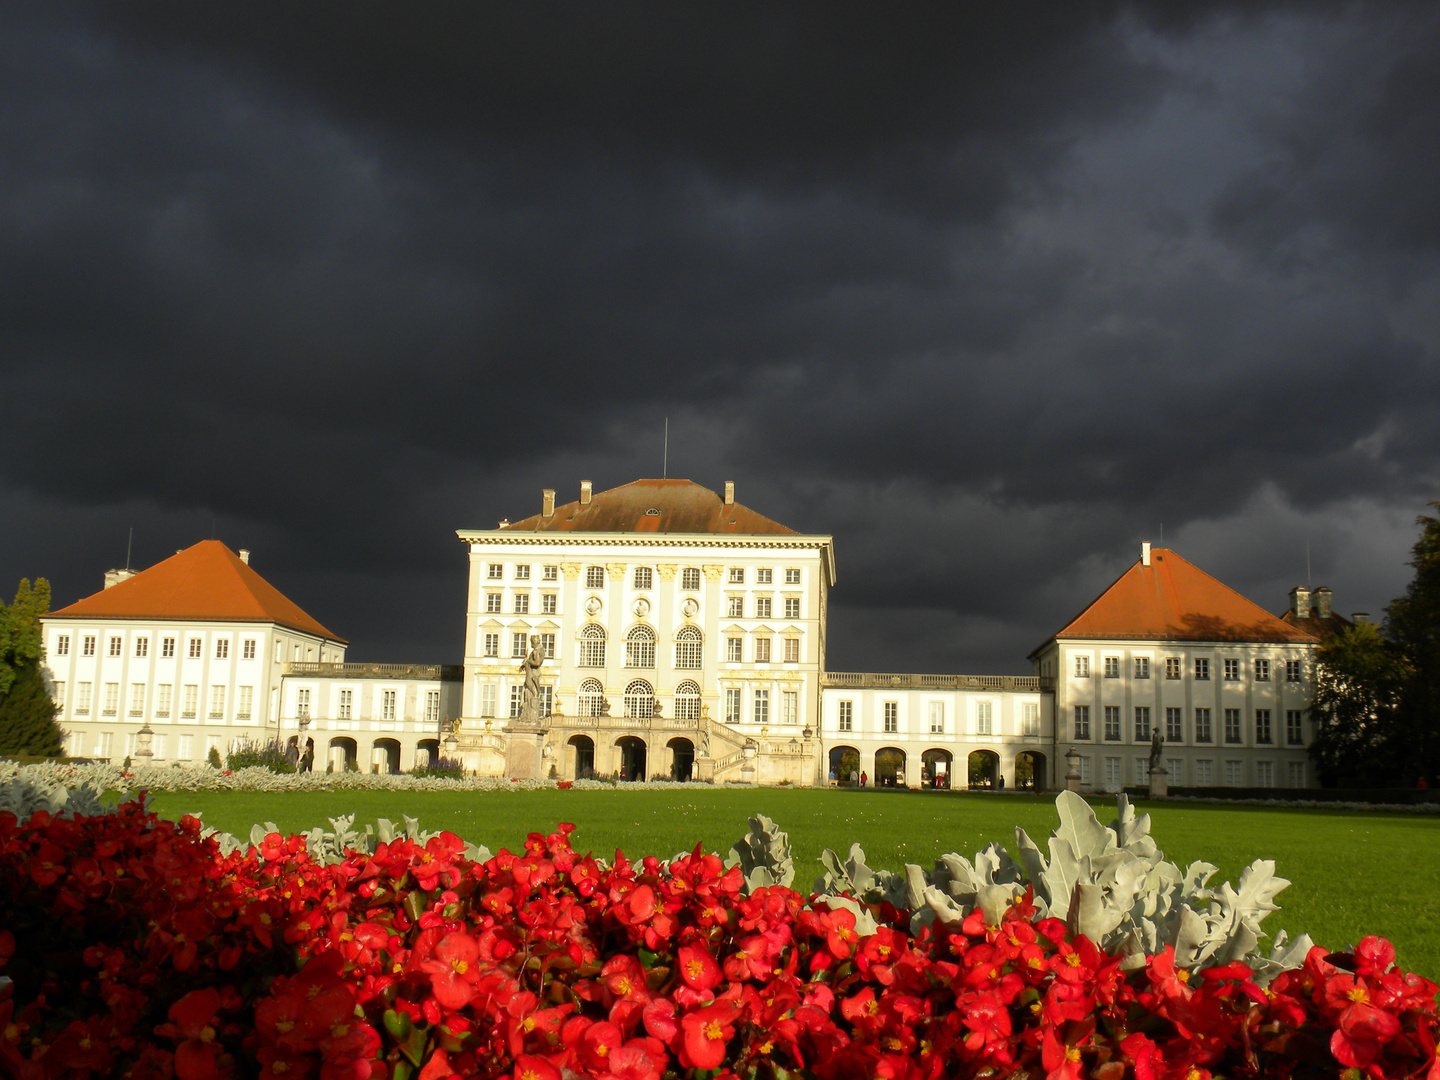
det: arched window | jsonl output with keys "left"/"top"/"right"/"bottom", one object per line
{"left": 674, "top": 680, "right": 701, "bottom": 720}
{"left": 626, "top": 625, "right": 656, "bottom": 668}
{"left": 578, "top": 678, "right": 605, "bottom": 718}
{"left": 674, "top": 626, "right": 703, "bottom": 669}
{"left": 579, "top": 624, "right": 606, "bottom": 667}
{"left": 624, "top": 679, "right": 654, "bottom": 718}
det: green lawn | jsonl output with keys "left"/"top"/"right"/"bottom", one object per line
{"left": 142, "top": 787, "right": 1440, "bottom": 978}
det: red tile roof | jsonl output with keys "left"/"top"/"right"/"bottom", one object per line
{"left": 503, "top": 479, "right": 798, "bottom": 535}
{"left": 48, "top": 541, "right": 346, "bottom": 643}
{"left": 1043, "top": 548, "right": 1318, "bottom": 647}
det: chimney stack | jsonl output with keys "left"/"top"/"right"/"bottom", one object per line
{"left": 103, "top": 568, "right": 135, "bottom": 590}
{"left": 238, "top": 549, "right": 251, "bottom": 565}
{"left": 542, "top": 489, "right": 556, "bottom": 519}
{"left": 1313, "top": 586, "right": 1332, "bottom": 619}
{"left": 1353, "top": 612, "right": 1372, "bottom": 624}
{"left": 1290, "top": 586, "right": 1311, "bottom": 620}
{"left": 580, "top": 481, "right": 592, "bottom": 506}
{"left": 724, "top": 481, "right": 735, "bottom": 506}
{"left": 1141, "top": 542, "right": 1151, "bottom": 567}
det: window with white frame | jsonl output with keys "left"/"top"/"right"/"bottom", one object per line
{"left": 838, "top": 700, "right": 853, "bottom": 731}
{"left": 540, "top": 633, "right": 555, "bottom": 659}
{"left": 1104, "top": 656, "right": 1120, "bottom": 679}
{"left": 215, "top": 639, "right": 229, "bottom": 659}
{"left": 626, "top": 625, "right": 656, "bottom": 667}
{"left": 1103, "top": 705, "right": 1120, "bottom": 740}
{"left": 162, "top": 637, "right": 175, "bottom": 658}
{"left": 1134, "top": 657, "right": 1149, "bottom": 679}
{"left": 586, "top": 566, "right": 605, "bottom": 589}
{"left": 756, "top": 597, "right": 772, "bottom": 618}
{"left": 98, "top": 732, "right": 113, "bottom": 758}
{"left": 1073, "top": 705, "right": 1090, "bottom": 739}
{"left": 209, "top": 685, "right": 225, "bottom": 719}
{"left": 674, "top": 681, "right": 702, "bottom": 720}
{"left": 1224, "top": 708, "right": 1242, "bottom": 743}
{"left": 1286, "top": 709, "right": 1304, "bottom": 745}
{"left": 152, "top": 732, "right": 167, "bottom": 759}
{"left": 633, "top": 566, "right": 653, "bottom": 590}
{"left": 55, "top": 634, "right": 70, "bottom": 655}
{"left": 727, "top": 596, "right": 744, "bottom": 618}
{"left": 541, "top": 593, "right": 557, "bottom": 614}
{"left": 1194, "top": 658, "right": 1210, "bottom": 680}
{"left": 109, "top": 636, "right": 122, "bottom": 657}
{"left": 204, "top": 734, "right": 219, "bottom": 759}
{"left": 785, "top": 568, "right": 801, "bottom": 584}
{"left": 754, "top": 689, "right": 770, "bottom": 726}
{"left": 927, "top": 700, "right": 944, "bottom": 733}
{"left": 1103, "top": 756, "right": 1122, "bottom": 792}
{"left": 1256, "top": 760, "right": 1274, "bottom": 788}
{"left": 538, "top": 685, "right": 553, "bottom": 717}
{"left": 513, "top": 593, "right": 530, "bottom": 614}
{"left": 177, "top": 734, "right": 193, "bottom": 761}
{"left": 130, "top": 683, "right": 145, "bottom": 716}
{"left": 382, "top": 690, "right": 397, "bottom": 721}
{"left": 188, "top": 638, "right": 202, "bottom": 659}
{"left": 1194, "top": 707, "right": 1212, "bottom": 742}
{"left": 1165, "top": 657, "right": 1180, "bottom": 679}
{"left": 515, "top": 564, "right": 530, "bottom": 581}
{"left": 480, "top": 682, "right": 497, "bottom": 717}
{"left": 1287, "top": 760, "right": 1306, "bottom": 788}
{"left": 237, "top": 685, "right": 253, "bottom": 720}
{"left": 155, "top": 684, "right": 171, "bottom": 717}
{"left": 485, "top": 593, "right": 502, "bottom": 613}
{"left": 83, "top": 635, "right": 96, "bottom": 656}
{"left": 339, "top": 688, "right": 353, "bottom": 719}
{"left": 1195, "top": 758, "right": 1213, "bottom": 785}
{"left": 243, "top": 639, "right": 256, "bottom": 660}
{"left": 977, "top": 701, "right": 993, "bottom": 736}
{"left": 103, "top": 682, "right": 118, "bottom": 716}
{"left": 75, "top": 681, "right": 92, "bottom": 715}
{"left": 1134, "top": 706, "right": 1151, "bottom": 741}
{"left": 1165, "top": 758, "right": 1184, "bottom": 784}
{"left": 675, "top": 627, "right": 703, "bottom": 669}
{"left": 488, "top": 563, "right": 503, "bottom": 579}
{"left": 883, "top": 701, "right": 898, "bottom": 733}
{"left": 578, "top": 679, "right": 604, "bottom": 717}
{"left": 53, "top": 682, "right": 66, "bottom": 710}
{"left": 1255, "top": 709, "right": 1272, "bottom": 744}
{"left": 1022, "top": 702, "right": 1039, "bottom": 736}
{"left": 681, "top": 567, "right": 701, "bottom": 590}
{"left": 725, "top": 688, "right": 742, "bottom": 725}
{"left": 754, "top": 637, "right": 771, "bottom": 663}
{"left": 1166, "top": 707, "right": 1183, "bottom": 742}
{"left": 624, "top": 680, "right": 654, "bottom": 718}
{"left": 512, "top": 633, "right": 529, "bottom": 658}
{"left": 728, "top": 567, "right": 745, "bottom": 584}
{"left": 135, "top": 637, "right": 149, "bottom": 658}
{"left": 783, "top": 637, "right": 800, "bottom": 662}
{"left": 1254, "top": 659, "right": 1270, "bottom": 681}
{"left": 782, "top": 690, "right": 797, "bottom": 725}
{"left": 542, "top": 565, "right": 558, "bottom": 582}
{"left": 725, "top": 637, "right": 742, "bottom": 662}
{"left": 1286, "top": 658, "right": 1302, "bottom": 682}
{"left": 757, "top": 568, "right": 772, "bottom": 584}
{"left": 1224, "top": 658, "right": 1239, "bottom": 681}
{"left": 784, "top": 597, "right": 801, "bottom": 620}
{"left": 1075, "top": 656, "right": 1090, "bottom": 677}
{"left": 483, "top": 633, "right": 499, "bottom": 657}
{"left": 579, "top": 625, "right": 606, "bottom": 667}
{"left": 510, "top": 685, "right": 524, "bottom": 717}
{"left": 1224, "top": 760, "right": 1243, "bottom": 787}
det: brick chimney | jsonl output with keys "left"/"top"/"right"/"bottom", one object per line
{"left": 542, "top": 489, "right": 556, "bottom": 519}
{"left": 580, "top": 481, "right": 592, "bottom": 506}
{"left": 1313, "top": 586, "right": 1332, "bottom": 619}
{"left": 1290, "top": 586, "right": 1311, "bottom": 620}
{"left": 724, "top": 481, "right": 735, "bottom": 506}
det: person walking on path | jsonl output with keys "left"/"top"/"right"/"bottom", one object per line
{"left": 860, "top": 771, "right": 867, "bottom": 788}
{"left": 300, "top": 737, "right": 315, "bottom": 773}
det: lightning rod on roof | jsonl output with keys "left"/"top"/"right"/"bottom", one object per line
{"left": 125, "top": 528, "right": 133, "bottom": 572}
{"left": 663, "top": 417, "right": 668, "bottom": 479}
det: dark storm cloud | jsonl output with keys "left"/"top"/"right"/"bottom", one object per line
{"left": 2, "top": 1, "right": 1437, "bottom": 671}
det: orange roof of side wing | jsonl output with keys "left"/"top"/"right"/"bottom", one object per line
{"left": 49, "top": 540, "right": 346, "bottom": 643}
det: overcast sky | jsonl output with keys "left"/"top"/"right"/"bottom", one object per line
{"left": 4, "top": 2, "right": 1438, "bottom": 674}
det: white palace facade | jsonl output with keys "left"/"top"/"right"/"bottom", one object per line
{"left": 38, "top": 480, "right": 1341, "bottom": 790}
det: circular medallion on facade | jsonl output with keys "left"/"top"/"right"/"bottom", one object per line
{"left": 585, "top": 595, "right": 603, "bottom": 616}
{"left": 681, "top": 597, "right": 699, "bottom": 618}
{"left": 633, "top": 597, "right": 651, "bottom": 618}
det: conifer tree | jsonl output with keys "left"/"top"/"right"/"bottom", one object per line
{"left": 1384, "top": 503, "right": 1440, "bottom": 786}
{"left": 0, "top": 578, "right": 65, "bottom": 757}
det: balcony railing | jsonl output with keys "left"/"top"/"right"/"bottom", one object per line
{"left": 821, "top": 672, "right": 1054, "bottom": 691}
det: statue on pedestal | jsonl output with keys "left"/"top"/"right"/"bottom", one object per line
{"left": 1148, "top": 729, "right": 1164, "bottom": 774}
{"left": 517, "top": 635, "right": 547, "bottom": 726}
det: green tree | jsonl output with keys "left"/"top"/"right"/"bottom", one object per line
{"left": 1384, "top": 503, "right": 1440, "bottom": 785}
{"left": 0, "top": 578, "right": 65, "bottom": 757}
{"left": 1309, "top": 620, "right": 1407, "bottom": 785}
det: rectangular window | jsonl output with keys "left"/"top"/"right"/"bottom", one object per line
{"left": 1254, "top": 658, "right": 1270, "bottom": 681}
{"left": 633, "top": 566, "right": 652, "bottom": 590}
{"left": 103, "top": 682, "right": 118, "bottom": 716}
{"left": 728, "top": 567, "right": 745, "bottom": 584}
{"left": 152, "top": 732, "right": 166, "bottom": 759}
{"left": 425, "top": 690, "right": 440, "bottom": 723}
{"left": 382, "top": 690, "right": 396, "bottom": 721}
{"left": 53, "top": 682, "right": 65, "bottom": 710}
{"left": 726, "top": 637, "right": 743, "bottom": 662}
{"left": 1224, "top": 658, "right": 1239, "bottom": 681}
{"left": 339, "top": 689, "right": 352, "bottom": 719}
{"left": 541, "top": 593, "right": 557, "bottom": 614}
{"left": 727, "top": 596, "right": 744, "bottom": 618}
{"left": 480, "top": 683, "right": 497, "bottom": 717}
{"left": 883, "top": 701, "right": 898, "bottom": 733}
{"left": 83, "top": 635, "right": 96, "bottom": 656}
{"left": 109, "top": 636, "right": 122, "bottom": 657}
{"left": 130, "top": 683, "right": 146, "bottom": 716}
{"left": 783, "top": 597, "right": 801, "bottom": 620}
{"left": 725, "top": 688, "right": 742, "bottom": 725}
{"left": 1287, "top": 760, "right": 1306, "bottom": 788}
{"left": 586, "top": 566, "right": 605, "bottom": 589}
{"left": 1103, "top": 705, "right": 1121, "bottom": 740}
{"left": 1194, "top": 658, "right": 1210, "bottom": 680}
{"left": 215, "top": 639, "right": 229, "bottom": 659}
{"left": 1022, "top": 702, "right": 1039, "bottom": 736}
{"left": 785, "top": 568, "right": 801, "bottom": 584}
{"left": 754, "top": 637, "right": 771, "bottom": 663}
{"left": 1165, "top": 657, "right": 1181, "bottom": 679}
{"left": 1073, "top": 705, "right": 1090, "bottom": 739}
{"left": 209, "top": 685, "right": 225, "bottom": 719}
{"left": 242, "top": 639, "right": 256, "bottom": 659}
{"left": 1134, "top": 657, "right": 1150, "bottom": 679}
{"left": 1286, "top": 659, "right": 1302, "bottom": 682}
{"left": 1075, "top": 656, "right": 1090, "bottom": 677}
{"left": 783, "top": 637, "right": 800, "bottom": 662}
{"left": 515, "top": 564, "right": 530, "bottom": 581}
{"left": 754, "top": 689, "right": 770, "bottom": 726}
{"left": 204, "top": 734, "right": 220, "bottom": 759}
{"left": 513, "top": 593, "right": 530, "bottom": 614}
{"left": 1104, "top": 656, "right": 1120, "bottom": 678}
{"left": 930, "top": 701, "right": 945, "bottom": 733}
{"left": 1195, "top": 759, "right": 1213, "bottom": 785}
{"left": 540, "top": 633, "right": 555, "bottom": 659}
{"left": 1134, "top": 706, "right": 1151, "bottom": 741}
{"left": 1195, "top": 707, "right": 1212, "bottom": 742}
{"left": 1166, "top": 758, "right": 1184, "bottom": 784}
{"left": 838, "top": 700, "right": 853, "bottom": 731}
{"left": 296, "top": 687, "right": 311, "bottom": 719}
{"left": 486, "top": 594, "right": 502, "bottom": 613}
{"left": 681, "top": 567, "right": 701, "bottom": 590}
{"left": 155, "top": 684, "right": 171, "bottom": 717}
{"left": 488, "top": 563, "right": 503, "bottom": 579}
{"left": 510, "top": 685, "right": 523, "bottom": 718}
{"left": 512, "top": 633, "right": 529, "bottom": 658}
{"left": 98, "top": 732, "right": 113, "bottom": 758}
{"left": 482, "top": 632, "right": 499, "bottom": 657}
{"left": 1256, "top": 760, "right": 1274, "bottom": 788}
{"left": 977, "top": 701, "right": 993, "bottom": 736}
{"left": 1286, "top": 709, "right": 1304, "bottom": 745}
{"left": 1103, "top": 757, "right": 1122, "bottom": 792}
{"left": 75, "top": 682, "right": 92, "bottom": 714}
{"left": 135, "top": 637, "right": 148, "bottom": 658}
{"left": 757, "top": 568, "right": 773, "bottom": 584}
{"left": 756, "top": 597, "right": 772, "bottom": 618}
{"left": 56, "top": 634, "right": 71, "bottom": 656}
{"left": 177, "top": 734, "right": 193, "bottom": 760}
{"left": 236, "top": 685, "right": 252, "bottom": 720}
{"left": 1255, "top": 708, "right": 1272, "bottom": 743}
{"left": 542, "top": 565, "right": 558, "bottom": 581}
{"left": 1166, "top": 706, "right": 1183, "bottom": 742}
{"left": 782, "top": 690, "right": 797, "bottom": 725}
{"left": 538, "top": 685, "right": 553, "bottom": 717}
{"left": 1224, "top": 760, "right": 1243, "bottom": 787}
{"left": 188, "top": 638, "right": 202, "bottom": 659}
{"left": 1223, "top": 708, "right": 1242, "bottom": 743}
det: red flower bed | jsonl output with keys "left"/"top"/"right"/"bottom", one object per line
{"left": 1, "top": 801, "right": 1437, "bottom": 1080}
